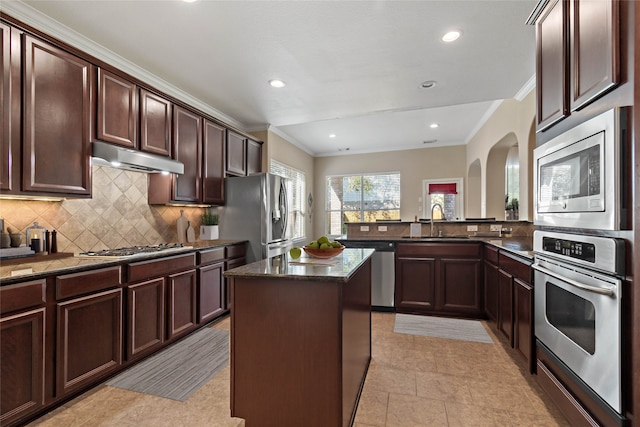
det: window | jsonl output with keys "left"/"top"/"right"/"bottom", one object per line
{"left": 423, "top": 178, "right": 464, "bottom": 220}
{"left": 326, "top": 173, "right": 400, "bottom": 235}
{"left": 270, "top": 160, "right": 306, "bottom": 240}
{"left": 505, "top": 145, "right": 520, "bottom": 217}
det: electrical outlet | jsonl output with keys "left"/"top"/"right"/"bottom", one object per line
{"left": 378, "top": 225, "right": 388, "bottom": 232}
{"left": 490, "top": 224, "right": 502, "bottom": 232}
{"left": 467, "top": 225, "right": 478, "bottom": 232}
{"left": 360, "top": 226, "right": 369, "bottom": 232}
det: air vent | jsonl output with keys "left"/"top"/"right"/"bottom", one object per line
{"left": 423, "top": 139, "right": 438, "bottom": 144}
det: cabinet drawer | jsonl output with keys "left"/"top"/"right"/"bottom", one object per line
{"left": 483, "top": 244, "right": 499, "bottom": 265}
{"left": 499, "top": 251, "right": 532, "bottom": 283}
{"left": 128, "top": 253, "right": 196, "bottom": 282}
{"left": 225, "top": 243, "right": 246, "bottom": 259}
{"left": 198, "top": 247, "right": 225, "bottom": 265}
{"left": 0, "top": 279, "right": 46, "bottom": 315}
{"left": 56, "top": 266, "right": 121, "bottom": 300}
{"left": 397, "top": 243, "right": 481, "bottom": 258}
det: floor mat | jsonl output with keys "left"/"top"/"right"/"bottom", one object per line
{"left": 106, "top": 327, "right": 229, "bottom": 401}
{"left": 393, "top": 313, "right": 493, "bottom": 344}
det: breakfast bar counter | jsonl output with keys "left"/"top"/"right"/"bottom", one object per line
{"left": 224, "top": 248, "right": 374, "bottom": 427}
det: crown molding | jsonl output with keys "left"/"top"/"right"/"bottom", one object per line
{"left": 267, "top": 125, "right": 315, "bottom": 156}
{"left": 514, "top": 74, "right": 536, "bottom": 101}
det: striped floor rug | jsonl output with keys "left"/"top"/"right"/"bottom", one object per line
{"left": 106, "top": 327, "right": 229, "bottom": 401}
{"left": 393, "top": 314, "right": 493, "bottom": 344}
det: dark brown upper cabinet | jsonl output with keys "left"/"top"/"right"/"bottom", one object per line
{"left": 172, "top": 105, "right": 202, "bottom": 203}
{"left": 22, "top": 34, "right": 92, "bottom": 196}
{"left": 535, "top": 0, "right": 620, "bottom": 132}
{"left": 535, "top": 0, "right": 568, "bottom": 131}
{"left": 140, "top": 88, "right": 172, "bottom": 157}
{"left": 569, "top": 0, "right": 619, "bottom": 111}
{"left": 202, "top": 119, "right": 226, "bottom": 205}
{"left": 247, "top": 138, "right": 262, "bottom": 176}
{"left": 226, "top": 130, "right": 247, "bottom": 177}
{"left": 0, "top": 22, "right": 20, "bottom": 193}
{"left": 96, "top": 68, "right": 138, "bottom": 148}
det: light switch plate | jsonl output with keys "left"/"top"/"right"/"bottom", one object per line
{"left": 467, "top": 225, "right": 478, "bottom": 232}
{"left": 360, "top": 226, "right": 369, "bottom": 231}
{"left": 378, "top": 226, "right": 387, "bottom": 232}
{"left": 490, "top": 224, "right": 502, "bottom": 232}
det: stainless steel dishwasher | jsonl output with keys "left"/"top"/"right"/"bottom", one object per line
{"left": 339, "top": 240, "right": 395, "bottom": 311}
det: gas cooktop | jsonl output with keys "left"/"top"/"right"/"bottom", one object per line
{"left": 76, "top": 243, "right": 192, "bottom": 259}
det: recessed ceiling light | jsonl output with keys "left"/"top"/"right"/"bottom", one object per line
{"left": 182, "top": 0, "right": 197, "bottom": 3}
{"left": 419, "top": 80, "right": 437, "bottom": 89}
{"left": 268, "top": 79, "right": 286, "bottom": 88}
{"left": 430, "top": 123, "right": 439, "bottom": 129}
{"left": 329, "top": 134, "right": 336, "bottom": 138}
{"left": 442, "top": 30, "right": 462, "bottom": 42}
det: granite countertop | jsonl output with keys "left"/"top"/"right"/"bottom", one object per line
{"left": 224, "top": 248, "right": 375, "bottom": 283}
{"left": 0, "top": 240, "right": 246, "bottom": 285}
{"left": 338, "top": 235, "right": 534, "bottom": 259}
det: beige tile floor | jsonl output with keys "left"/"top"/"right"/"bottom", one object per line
{"left": 28, "top": 312, "right": 569, "bottom": 427}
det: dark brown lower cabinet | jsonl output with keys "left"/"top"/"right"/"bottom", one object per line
{"left": 497, "top": 268, "right": 514, "bottom": 346}
{"left": 395, "top": 243, "right": 483, "bottom": 318}
{"left": 514, "top": 278, "right": 533, "bottom": 372}
{"left": 56, "top": 288, "right": 122, "bottom": 396}
{"left": 198, "top": 262, "right": 225, "bottom": 323}
{"left": 127, "top": 278, "right": 165, "bottom": 360}
{"left": 167, "top": 270, "right": 197, "bottom": 339}
{"left": 483, "top": 260, "right": 499, "bottom": 322}
{"left": 0, "top": 308, "right": 45, "bottom": 425}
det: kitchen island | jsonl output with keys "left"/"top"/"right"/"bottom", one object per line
{"left": 224, "top": 248, "right": 374, "bottom": 427}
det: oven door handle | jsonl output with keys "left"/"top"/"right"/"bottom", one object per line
{"left": 532, "top": 263, "right": 616, "bottom": 297}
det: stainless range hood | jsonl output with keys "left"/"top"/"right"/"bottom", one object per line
{"left": 92, "top": 141, "right": 184, "bottom": 174}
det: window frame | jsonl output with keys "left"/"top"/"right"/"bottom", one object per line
{"left": 422, "top": 177, "right": 464, "bottom": 220}
{"left": 325, "top": 172, "right": 401, "bottom": 236}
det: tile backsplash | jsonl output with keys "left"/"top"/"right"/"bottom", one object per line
{"left": 0, "top": 166, "right": 207, "bottom": 254}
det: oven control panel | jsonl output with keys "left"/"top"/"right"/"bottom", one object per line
{"left": 542, "top": 237, "right": 596, "bottom": 263}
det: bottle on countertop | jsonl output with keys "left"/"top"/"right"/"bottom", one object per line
{"left": 176, "top": 210, "right": 188, "bottom": 243}
{"left": 50, "top": 230, "right": 58, "bottom": 253}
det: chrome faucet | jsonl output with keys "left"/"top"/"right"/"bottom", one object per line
{"left": 430, "top": 203, "right": 443, "bottom": 237}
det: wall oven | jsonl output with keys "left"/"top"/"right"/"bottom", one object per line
{"left": 533, "top": 230, "right": 625, "bottom": 416}
{"left": 533, "top": 107, "right": 628, "bottom": 230}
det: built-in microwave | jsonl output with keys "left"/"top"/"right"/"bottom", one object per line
{"left": 533, "top": 108, "right": 628, "bottom": 230}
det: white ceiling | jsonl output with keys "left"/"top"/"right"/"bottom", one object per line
{"left": 7, "top": 0, "right": 537, "bottom": 157}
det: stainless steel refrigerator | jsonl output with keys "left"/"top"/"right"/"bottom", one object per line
{"left": 219, "top": 173, "right": 291, "bottom": 263}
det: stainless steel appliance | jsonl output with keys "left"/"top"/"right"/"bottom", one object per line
{"left": 532, "top": 230, "right": 625, "bottom": 414}
{"left": 533, "top": 108, "right": 629, "bottom": 230}
{"left": 219, "top": 173, "right": 291, "bottom": 263}
{"left": 76, "top": 243, "right": 191, "bottom": 259}
{"left": 339, "top": 240, "right": 395, "bottom": 311}
{"left": 92, "top": 141, "right": 184, "bottom": 174}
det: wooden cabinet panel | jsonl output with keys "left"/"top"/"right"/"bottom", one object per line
{"left": 127, "top": 253, "right": 196, "bottom": 283}
{"left": 0, "top": 308, "right": 45, "bottom": 426}
{"left": 0, "top": 23, "right": 20, "bottom": 193}
{"left": 198, "top": 247, "right": 225, "bottom": 265}
{"left": 56, "top": 288, "right": 122, "bottom": 396}
{"left": 225, "top": 257, "right": 246, "bottom": 309}
{"left": 0, "top": 279, "right": 46, "bottom": 315}
{"left": 514, "top": 278, "right": 533, "bottom": 372}
{"left": 198, "top": 262, "right": 225, "bottom": 323}
{"left": 22, "top": 34, "right": 92, "bottom": 196}
{"left": 440, "top": 258, "right": 482, "bottom": 315}
{"left": 395, "top": 257, "right": 436, "bottom": 311}
{"left": 226, "top": 130, "right": 246, "bottom": 176}
{"left": 172, "top": 105, "right": 202, "bottom": 202}
{"left": 497, "top": 269, "right": 514, "bottom": 346}
{"left": 127, "top": 278, "right": 165, "bottom": 360}
{"left": 569, "top": 0, "right": 619, "bottom": 111}
{"left": 246, "top": 138, "right": 262, "bottom": 175}
{"left": 96, "top": 68, "right": 137, "bottom": 148}
{"left": 168, "top": 269, "right": 197, "bottom": 339}
{"left": 202, "top": 120, "right": 226, "bottom": 204}
{"left": 483, "top": 261, "right": 499, "bottom": 322}
{"left": 536, "top": 0, "right": 568, "bottom": 131}
{"left": 140, "top": 88, "right": 171, "bottom": 156}
{"left": 56, "top": 266, "right": 121, "bottom": 300}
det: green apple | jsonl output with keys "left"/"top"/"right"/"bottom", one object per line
{"left": 307, "top": 241, "right": 319, "bottom": 249}
{"left": 320, "top": 242, "right": 331, "bottom": 250}
{"left": 289, "top": 246, "right": 302, "bottom": 259}
{"left": 331, "top": 241, "right": 342, "bottom": 248}
{"left": 317, "top": 235, "right": 330, "bottom": 245}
